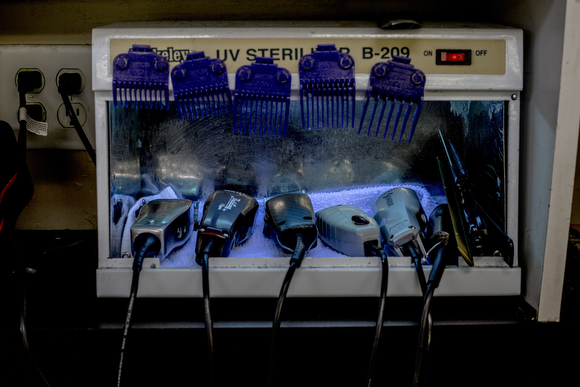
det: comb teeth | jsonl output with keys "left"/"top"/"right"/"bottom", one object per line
{"left": 112, "top": 44, "right": 170, "bottom": 110}
{"left": 358, "top": 56, "right": 426, "bottom": 143}
{"left": 171, "top": 52, "right": 232, "bottom": 120}
{"left": 233, "top": 57, "right": 291, "bottom": 137}
{"left": 299, "top": 44, "right": 356, "bottom": 130}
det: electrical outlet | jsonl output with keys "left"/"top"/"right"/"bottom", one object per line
{"left": 0, "top": 45, "right": 94, "bottom": 150}
{"left": 57, "top": 102, "right": 87, "bottom": 128}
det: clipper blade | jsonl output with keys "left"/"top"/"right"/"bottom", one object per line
{"left": 112, "top": 44, "right": 170, "bottom": 110}
{"left": 171, "top": 52, "right": 232, "bottom": 120}
{"left": 299, "top": 44, "right": 355, "bottom": 130}
{"left": 358, "top": 56, "right": 425, "bottom": 143}
{"left": 233, "top": 57, "right": 291, "bottom": 137}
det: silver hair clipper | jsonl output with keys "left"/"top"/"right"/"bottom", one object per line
{"left": 316, "top": 205, "right": 382, "bottom": 257}
{"left": 372, "top": 187, "right": 427, "bottom": 259}
{"left": 130, "top": 199, "right": 193, "bottom": 258}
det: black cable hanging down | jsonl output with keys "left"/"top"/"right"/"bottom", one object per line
{"left": 412, "top": 283, "right": 435, "bottom": 387}
{"left": 412, "top": 238, "right": 448, "bottom": 387}
{"left": 117, "top": 234, "right": 158, "bottom": 387}
{"left": 365, "top": 248, "right": 389, "bottom": 387}
{"left": 407, "top": 243, "right": 427, "bottom": 296}
{"left": 266, "top": 234, "right": 307, "bottom": 387}
{"left": 57, "top": 88, "right": 96, "bottom": 166}
{"left": 18, "top": 89, "right": 28, "bottom": 161}
{"left": 3, "top": 214, "right": 52, "bottom": 387}
{"left": 199, "top": 240, "right": 217, "bottom": 387}
{"left": 8, "top": 83, "right": 51, "bottom": 386}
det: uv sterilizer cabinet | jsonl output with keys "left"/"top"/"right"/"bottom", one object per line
{"left": 93, "top": 24, "right": 522, "bottom": 298}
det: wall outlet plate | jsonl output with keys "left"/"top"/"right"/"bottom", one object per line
{"left": 0, "top": 45, "right": 94, "bottom": 150}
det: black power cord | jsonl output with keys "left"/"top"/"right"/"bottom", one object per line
{"left": 198, "top": 239, "right": 217, "bottom": 387}
{"left": 117, "top": 199, "right": 192, "bottom": 386}
{"left": 18, "top": 89, "right": 28, "bottom": 155}
{"left": 412, "top": 282, "right": 435, "bottom": 387}
{"left": 407, "top": 243, "right": 427, "bottom": 296}
{"left": 2, "top": 215, "right": 52, "bottom": 387}
{"left": 363, "top": 243, "right": 389, "bottom": 387}
{"left": 267, "top": 234, "right": 307, "bottom": 387}
{"left": 263, "top": 193, "right": 317, "bottom": 387}
{"left": 315, "top": 204, "right": 390, "bottom": 387}
{"left": 193, "top": 190, "right": 260, "bottom": 387}
{"left": 57, "top": 73, "right": 96, "bottom": 165}
{"left": 17, "top": 72, "right": 38, "bottom": 161}
{"left": 412, "top": 204, "right": 451, "bottom": 387}
{"left": 117, "top": 234, "right": 159, "bottom": 387}
{"left": 7, "top": 76, "right": 50, "bottom": 386}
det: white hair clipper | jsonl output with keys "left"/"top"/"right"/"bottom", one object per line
{"left": 372, "top": 187, "right": 428, "bottom": 260}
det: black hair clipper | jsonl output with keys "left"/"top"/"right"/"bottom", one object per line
{"left": 194, "top": 189, "right": 258, "bottom": 387}
{"left": 195, "top": 189, "right": 259, "bottom": 262}
{"left": 263, "top": 193, "right": 318, "bottom": 256}
{"left": 264, "top": 192, "right": 319, "bottom": 387}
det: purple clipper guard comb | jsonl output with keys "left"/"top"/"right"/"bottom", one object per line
{"left": 358, "top": 56, "right": 426, "bottom": 143}
{"left": 299, "top": 44, "right": 355, "bottom": 130}
{"left": 112, "top": 44, "right": 169, "bottom": 110}
{"left": 233, "top": 57, "right": 291, "bottom": 137}
{"left": 171, "top": 52, "right": 231, "bottom": 120}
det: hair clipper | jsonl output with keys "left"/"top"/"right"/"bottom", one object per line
{"left": 263, "top": 193, "right": 318, "bottom": 255}
{"left": 195, "top": 190, "right": 259, "bottom": 262}
{"left": 316, "top": 204, "right": 382, "bottom": 257}
{"left": 372, "top": 187, "right": 427, "bottom": 259}
{"left": 130, "top": 199, "right": 193, "bottom": 258}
